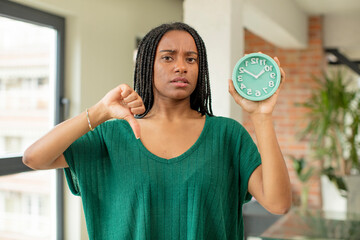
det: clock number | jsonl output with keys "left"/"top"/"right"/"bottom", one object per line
{"left": 239, "top": 67, "right": 244, "bottom": 73}
{"left": 251, "top": 58, "right": 259, "bottom": 64}
{"left": 263, "top": 87, "right": 268, "bottom": 93}
{"left": 265, "top": 65, "right": 273, "bottom": 72}
{"left": 255, "top": 90, "right": 261, "bottom": 96}
{"left": 245, "top": 61, "right": 249, "bottom": 67}
{"left": 247, "top": 89, "right": 252, "bottom": 95}
{"left": 270, "top": 73, "right": 276, "bottom": 79}
{"left": 237, "top": 75, "right": 243, "bottom": 82}
{"left": 269, "top": 81, "right": 274, "bottom": 87}
{"left": 240, "top": 83, "right": 246, "bottom": 90}
{"left": 260, "top": 59, "right": 267, "bottom": 65}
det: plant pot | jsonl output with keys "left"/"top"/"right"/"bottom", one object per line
{"left": 321, "top": 176, "right": 347, "bottom": 213}
{"left": 344, "top": 175, "right": 360, "bottom": 214}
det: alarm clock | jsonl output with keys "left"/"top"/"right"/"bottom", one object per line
{"left": 232, "top": 53, "right": 281, "bottom": 101}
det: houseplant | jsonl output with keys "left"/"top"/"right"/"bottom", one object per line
{"left": 291, "top": 156, "right": 314, "bottom": 211}
{"left": 298, "top": 69, "right": 360, "bottom": 212}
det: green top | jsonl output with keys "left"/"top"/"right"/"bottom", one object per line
{"left": 64, "top": 115, "right": 261, "bottom": 240}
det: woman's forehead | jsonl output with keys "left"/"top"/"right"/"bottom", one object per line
{"left": 157, "top": 30, "right": 197, "bottom": 52}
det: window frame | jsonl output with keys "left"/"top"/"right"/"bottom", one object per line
{"left": 0, "top": 0, "right": 65, "bottom": 239}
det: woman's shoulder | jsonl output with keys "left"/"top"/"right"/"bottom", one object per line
{"left": 207, "top": 115, "right": 245, "bottom": 129}
{"left": 206, "top": 115, "right": 249, "bottom": 139}
{"left": 99, "top": 118, "right": 132, "bottom": 134}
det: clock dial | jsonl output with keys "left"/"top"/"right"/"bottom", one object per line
{"left": 232, "top": 53, "right": 281, "bottom": 101}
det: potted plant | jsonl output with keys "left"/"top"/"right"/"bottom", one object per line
{"left": 298, "top": 69, "right": 360, "bottom": 213}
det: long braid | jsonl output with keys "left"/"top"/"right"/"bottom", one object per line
{"left": 134, "top": 22, "right": 213, "bottom": 118}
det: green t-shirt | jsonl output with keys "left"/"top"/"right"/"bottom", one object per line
{"left": 64, "top": 115, "right": 261, "bottom": 240}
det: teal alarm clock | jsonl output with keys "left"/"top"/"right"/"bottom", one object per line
{"left": 232, "top": 53, "right": 281, "bottom": 101}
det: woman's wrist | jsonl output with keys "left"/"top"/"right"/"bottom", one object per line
{"left": 87, "top": 102, "right": 111, "bottom": 129}
{"left": 250, "top": 112, "right": 273, "bottom": 125}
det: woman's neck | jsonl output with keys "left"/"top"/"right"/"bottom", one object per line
{"left": 145, "top": 98, "right": 201, "bottom": 121}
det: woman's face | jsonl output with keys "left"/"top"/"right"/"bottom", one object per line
{"left": 153, "top": 30, "right": 199, "bottom": 102}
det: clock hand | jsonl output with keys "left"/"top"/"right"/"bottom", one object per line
{"left": 255, "top": 69, "right": 265, "bottom": 79}
{"left": 243, "top": 69, "right": 258, "bottom": 79}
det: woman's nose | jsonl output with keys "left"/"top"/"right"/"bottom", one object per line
{"left": 174, "top": 58, "right": 187, "bottom": 73}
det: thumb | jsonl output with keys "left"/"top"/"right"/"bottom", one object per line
{"left": 124, "top": 115, "right": 141, "bottom": 139}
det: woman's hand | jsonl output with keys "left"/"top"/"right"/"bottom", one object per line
{"left": 98, "top": 84, "right": 145, "bottom": 139}
{"left": 228, "top": 56, "right": 285, "bottom": 117}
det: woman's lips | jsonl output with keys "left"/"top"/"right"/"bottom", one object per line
{"left": 170, "top": 77, "right": 189, "bottom": 87}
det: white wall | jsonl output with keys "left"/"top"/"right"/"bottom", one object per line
{"left": 324, "top": 13, "right": 360, "bottom": 87}
{"left": 243, "top": 0, "right": 307, "bottom": 49}
{"left": 324, "top": 13, "right": 360, "bottom": 60}
{"left": 183, "top": 0, "right": 244, "bottom": 120}
{"left": 11, "top": 0, "right": 183, "bottom": 239}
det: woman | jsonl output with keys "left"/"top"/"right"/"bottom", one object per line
{"left": 23, "top": 22, "right": 291, "bottom": 240}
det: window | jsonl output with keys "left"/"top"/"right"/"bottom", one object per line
{"left": 0, "top": 1, "right": 65, "bottom": 239}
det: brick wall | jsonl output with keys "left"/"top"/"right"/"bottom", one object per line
{"left": 242, "top": 16, "right": 325, "bottom": 208}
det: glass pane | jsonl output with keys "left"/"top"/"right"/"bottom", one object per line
{"left": 0, "top": 16, "right": 57, "bottom": 240}
{"left": 0, "top": 16, "right": 56, "bottom": 157}
{"left": 0, "top": 171, "right": 56, "bottom": 240}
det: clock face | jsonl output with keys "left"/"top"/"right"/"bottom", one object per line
{"left": 232, "top": 53, "right": 281, "bottom": 101}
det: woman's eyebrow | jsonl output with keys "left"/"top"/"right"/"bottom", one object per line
{"left": 159, "top": 49, "right": 175, "bottom": 53}
{"left": 159, "top": 49, "right": 198, "bottom": 55}
{"left": 187, "top": 51, "right": 198, "bottom": 56}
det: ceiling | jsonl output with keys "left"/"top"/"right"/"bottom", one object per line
{"left": 294, "top": 0, "right": 360, "bottom": 15}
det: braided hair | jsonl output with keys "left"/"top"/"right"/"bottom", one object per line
{"left": 134, "top": 22, "right": 213, "bottom": 118}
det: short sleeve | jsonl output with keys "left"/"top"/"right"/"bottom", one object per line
{"left": 63, "top": 126, "right": 104, "bottom": 196}
{"left": 238, "top": 129, "right": 262, "bottom": 204}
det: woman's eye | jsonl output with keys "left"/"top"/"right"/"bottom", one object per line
{"left": 162, "top": 56, "right": 173, "bottom": 61}
{"left": 187, "top": 58, "right": 197, "bottom": 63}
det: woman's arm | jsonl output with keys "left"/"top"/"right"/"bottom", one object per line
{"left": 23, "top": 84, "right": 145, "bottom": 170}
{"left": 246, "top": 114, "right": 291, "bottom": 214}
{"left": 228, "top": 57, "right": 291, "bottom": 214}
